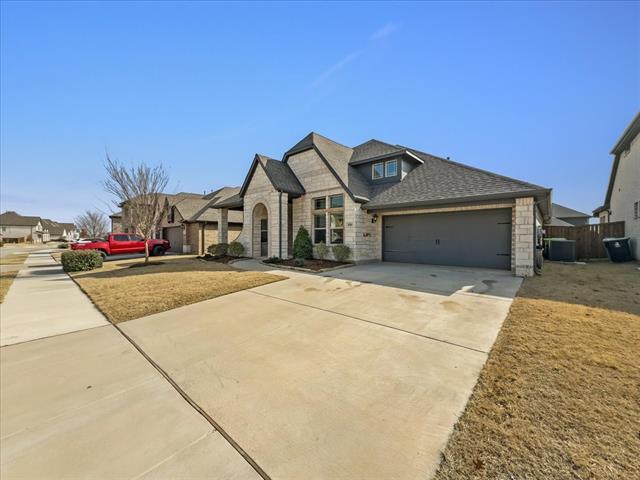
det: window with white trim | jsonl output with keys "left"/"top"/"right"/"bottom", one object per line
{"left": 312, "top": 194, "right": 345, "bottom": 244}
{"left": 372, "top": 162, "right": 384, "bottom": 179}
{"left": 385, "top": 159, "right": 398, "bottom": 177}
{"left": 634, "top": 201, "right": 639, "bottom": 220}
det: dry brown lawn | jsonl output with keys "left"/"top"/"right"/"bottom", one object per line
{"left": 435, "top": 261, "right": 640, "bottom": 480}
{"left": 70, "top": 255, "right": 284, "bottom": 323}
{"left": 0, "top": 252, "right": 29, "bottom": 303}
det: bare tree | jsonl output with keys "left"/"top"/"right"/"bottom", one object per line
{"left": 103, "top": 154, "right": 169, "bottom": 263}
{"left": 74, "top": 210, "right": 108, "bottom": 238}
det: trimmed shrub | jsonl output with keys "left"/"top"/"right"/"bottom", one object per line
{"left": 332, "top": 244, "right": 351, "bottom": 262}
{"left": 58, "top": 243, "right": 69, "bottom": 249}
{"left": 265, "top": 256, "right": 282, "bottom": 264}
{"left": 294, "top": 257, "right": 305, "bottom": 267}
{"left": 293, "top": 226, "right": 313, "bottom": 260}
{"left": 314, "top": 242, "right": 329, "bottom": 260}
{"left": 228, "top": 241, "right": 245, "bottom": 257}
{"left": 207, "top": 242, "right": 228, "bottom": 257}
{"left": 61, "top": 250, "right": 103, "bottom": 272}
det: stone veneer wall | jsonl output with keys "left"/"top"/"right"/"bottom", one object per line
{"left": 235, "top": 164, "right": 288, "bottom": 258}
{"left": 513, "top": 196, "right": 535, "bottom": 277}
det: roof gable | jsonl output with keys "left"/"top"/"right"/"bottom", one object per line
{"left": 239, "top": 154, "right": 305, "bottom": 197}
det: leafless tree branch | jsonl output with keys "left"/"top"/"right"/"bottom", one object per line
{"left": 74, "top": 210, "right": 108, "bottom": 238}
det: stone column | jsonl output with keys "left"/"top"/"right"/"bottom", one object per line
{"left": 217, "top": 208, "right": 228, "bottom": 244}
{"left": 271, "top": 192, "right": 288, "bottom": 259}
{"left": 514, "top": 197, "right": 535, "bottom": 277}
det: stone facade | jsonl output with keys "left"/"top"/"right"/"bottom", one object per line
{"left": 235, "top": 164, "right": 288, "bottom": 258}
{"left": 223, "top": 147, "right": 537, "bottom": 276}
{"left": 513, "top": 196, "right": 535, "bottom": 277}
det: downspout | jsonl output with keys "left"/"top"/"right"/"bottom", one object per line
{"left": 534, "top": 201, "right": 543, "bottom": 275}
{"left": 278, "top": 190, "right": 283, "bottom": 258}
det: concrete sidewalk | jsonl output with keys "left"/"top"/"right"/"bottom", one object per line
{"left": 1, "top": 253, "right": 260, "bottom": 479}
{"left": 0, "top": 251, "right": 108, "bottom": 346}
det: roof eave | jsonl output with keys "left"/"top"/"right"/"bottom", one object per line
{"left": 363, "top": 189, "right": 552, "bottom": 214}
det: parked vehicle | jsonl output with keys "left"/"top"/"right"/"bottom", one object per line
{"left": 70, "top": 233, "right": 170, "bottom": 258}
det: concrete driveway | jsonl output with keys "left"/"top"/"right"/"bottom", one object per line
{"left": 121, "top": 262, "right": 521, "bottom": 479}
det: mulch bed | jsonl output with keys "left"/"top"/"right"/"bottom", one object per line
{"left": 198, "top": 255, "right": 247, "bottom": 264}
{"left": 265, "top": 258, "right": 350, "bottom": 271}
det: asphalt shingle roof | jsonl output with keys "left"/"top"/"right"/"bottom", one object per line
{"left": 0, "top": 211, "right": 41, "bottom": 227}
{"left": 363, "top": 148, "right": 548, "bottom": 209}
{"left": 259, "top": 155, "right": 305, "bottom": 195}
{"left": 349, "top": 139, "right": 404, "bottom": 164}
{"left": 551, "top": 203, "right": 590, "bottom": 219}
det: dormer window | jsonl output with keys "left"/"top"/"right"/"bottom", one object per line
{"left": 372, "top": 159, "right": 398, "bottom": 179}
{"left": 372, "top": 163, "right": 384, "bottom": 179}
{"left": 385, "top": 159, "right": 398, "bottom": 177}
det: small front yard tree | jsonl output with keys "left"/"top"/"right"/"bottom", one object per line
{"left": 74, "top": 210, "right": 108, "bottom": 238}
{"left": 293, "top": 226, "right": 313, "bottom": 260}
{"left": 103, "top": 154, "right": 169, "bottom": 264}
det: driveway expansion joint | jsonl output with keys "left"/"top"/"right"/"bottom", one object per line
{"left": 248, "top": 290, "right": 490, "bottom": 355}
{"left": 112, "top": 322, "right": 273, "bottom": 480}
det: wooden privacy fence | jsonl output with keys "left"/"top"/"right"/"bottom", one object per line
{"left": 545, "top": 221, "right": 625, "bottom": 259}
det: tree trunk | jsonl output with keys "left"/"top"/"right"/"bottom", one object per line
{"left": 144, "top": 239, "right": 150, "bottom": 263}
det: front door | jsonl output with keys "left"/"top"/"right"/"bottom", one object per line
{"left": 260, "top": 218, "right": 268, "bottom": 256}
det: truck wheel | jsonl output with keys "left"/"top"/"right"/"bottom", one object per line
{"left": 98, "top": 250, "right": 107, "bottom": 260}
{"left": 152, "top": 246, "right": 165, "bottom": 256}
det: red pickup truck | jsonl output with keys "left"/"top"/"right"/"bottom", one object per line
{"left": 70, "top": 233, "right": 170, "bottom": 258}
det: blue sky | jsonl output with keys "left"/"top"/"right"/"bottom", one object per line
{"left": 1, "top": 1, "right": 638, "bottom": 222}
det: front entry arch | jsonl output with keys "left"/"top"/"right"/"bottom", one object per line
{"left": 252, "top": 203, "right": 269, "bottom": 257}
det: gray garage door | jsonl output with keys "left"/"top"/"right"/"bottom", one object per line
{"left": 163, "top": 227, "right": 183, "bottom": 253}
{"left": 383, "top": 209, "right": 512, "bottom": 269}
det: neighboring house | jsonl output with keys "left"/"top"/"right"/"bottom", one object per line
{"left": 0, "top": 211, "right": 48, "bottom": 243}
{"left": 109, "top": 211, "right": 123, "bottom": 234}
{"left": 593, "top": 112, "right": 640, "bottom": 259}
{"left": 212, "top": 132, "right": 552, "bottom": 276}
{"left": 548, "top": 203, "right": 591, "bottom": 227}
{"left": 160, "top": 188, "right": 243, "bottom": 254}
{"left": 41, "top": 219, "right": 79, "bottom": 241}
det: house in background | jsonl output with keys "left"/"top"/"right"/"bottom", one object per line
{"left": 212, "top": 132, "right": 552, "bottom": 276}
{"left": 113, "top": 188, "right": 243, "bottom": 254}
{"left": 548, "top": 203, "right": 591, "bottom": 227}
{"left": 593, "top": 112, "right": 640, "bottom": 259}
{"left": 160, "top": 188, "right": 243, "bottom": 254}
{"left": 0, "top": 211, "right": 48, "bottom": 243}
{"left": 41, "top": 219, "right": 79, "bottom": 241}
{"left": 109, "top": 211, "right": 122, "bottom": 234}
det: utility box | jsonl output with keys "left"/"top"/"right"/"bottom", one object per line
{"left": 546, "top": 238, "right": 576, "bottom": 262}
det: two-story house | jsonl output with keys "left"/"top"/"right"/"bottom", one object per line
{"left": 593, "top": 112, "right": 640, "bottom": 259}
{"left": 213, "top": 132, "right": 552, "bottom": 276}
{"left": 0, "top": 211, "right": 48, "bottom": 243}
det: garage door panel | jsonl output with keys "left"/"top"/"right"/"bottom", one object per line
{"left": 163, "top": 227, "right": 183, "bottom": 253}
{"left": 383, "top": 209, "right": 512, "bottom": 269}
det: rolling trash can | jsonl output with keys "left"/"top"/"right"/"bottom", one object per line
{"left": 602, "top": 237, "right": 633, "bottom": 262}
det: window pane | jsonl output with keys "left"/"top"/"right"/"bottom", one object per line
{"left": 330, "top": 213, "right": 344, "bottom": 228}
{"left": 114, "top": 235, "right": 128, "bottom": 241}
{"left": 330, "top": 229, "right": 343, "bottom": 244}
{"left": 314, "top": 229, "right": 326, "bottom": 244}
{"left": 385, "top": 160, "right": 398, "bottom": 177}
{"left": 372, "top": 163, "right": 383, "bottom": 179}
{"left": 314, "top": 214, "right": 326, "bottom": 228}
{"left": 314, "top": 197, "right": 326, "bottom": 210}
{"left": 329, "top": 194, "right": 344, "bottom": 208}
{"left": 130, "top": 235, "right": 143, "bottom": 242}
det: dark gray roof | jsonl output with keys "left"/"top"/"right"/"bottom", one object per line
{"left": 41, "top": 219, "right": 65, "bottom": 235}
{"left": 363, "top": 148, "right": 549, "bottom": 210}
{"left": 0, "top": 211, "right": 41, "bottom": 227}
{"left": 109, "top": 211, "right": 122, "bottom": 218}
{"left": 213, "top": 192, "right": 243, "bottom": 209}
{"left": 259, "top": 155, "right": 305, "bottom": 195}
{"left": 551, "top": 203, "right": 590, "bottom": 219}
{"left": 350, "top": 139, "right": 404, "bottom": 164}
